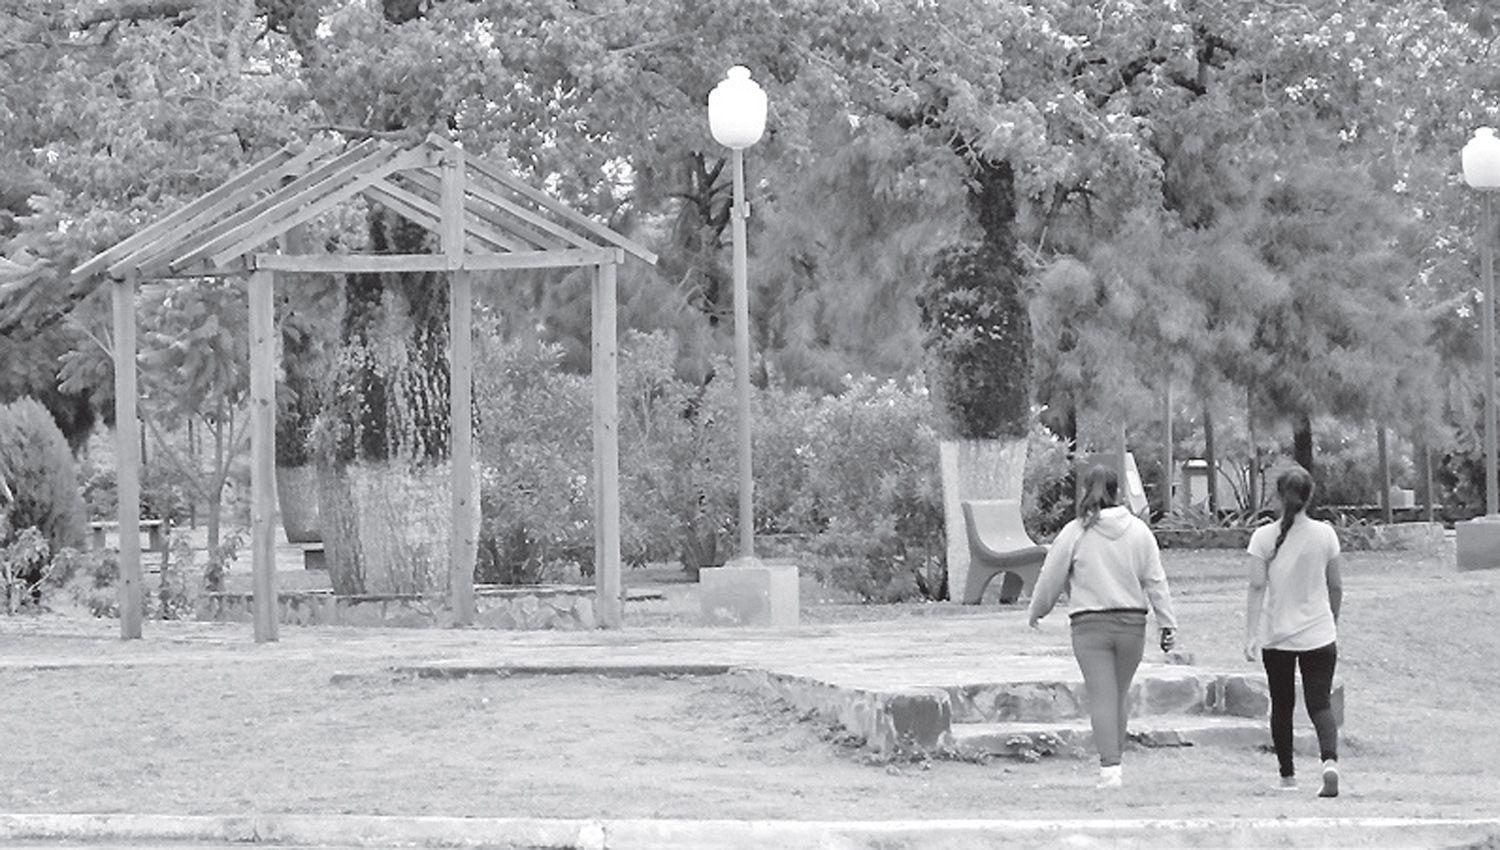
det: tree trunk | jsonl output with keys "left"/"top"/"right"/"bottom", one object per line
{"left": 1293, "top": 412, "right": 1314, "bottom": 474}
{"left": 1162, "top": 383, "right": 1174, "bottom": 514}
{"left": 1246, "top": 385, "right": 1258, "bottom": 515}
{"left": 1204, "top": 405, "right": 1218, "bottom": 514}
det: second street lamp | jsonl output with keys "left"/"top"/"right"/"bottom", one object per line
{"left": 708, "top": 66, "right": 767, "bottom": 564}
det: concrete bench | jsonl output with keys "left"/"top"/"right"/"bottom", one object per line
{"left": 960, "top": 499, "right": 1047, "bottom": 605}
{"left": 89, "top": 519, "right": 167, "bottom": 552}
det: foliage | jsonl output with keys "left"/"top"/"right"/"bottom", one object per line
{"left": 617, "top": 331, "right": 739, "bottom": 572}
{"left": 801, "top": 375, "right": 943, "bottom": 602}
{"left": 471, "top": 321, "right": 595, "bottom": 584}
{"left": 919, "top": 242, "right": 1031, "bottom": 440}
{"left": 1, "top": 521, "right": 51, "bottom": 613}
{"left": 0, "top": 396, "right": 86, "bottom": 552}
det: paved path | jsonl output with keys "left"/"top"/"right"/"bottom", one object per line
{"left": 0, "top": 609, "right": 1189, "bottom": 691}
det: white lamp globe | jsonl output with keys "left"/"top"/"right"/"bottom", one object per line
{"left": 708, "top": 66, "right": 767, "bottom": 150}
{"left": 1464, "top": 127, "right": 1500, "bottom": 190}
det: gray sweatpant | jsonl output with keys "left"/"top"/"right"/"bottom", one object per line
{"left": 1070, "top": 610, "right": 1148, "bottom": 767}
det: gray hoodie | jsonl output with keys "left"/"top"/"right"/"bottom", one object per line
{"left": 1027, "top": 506, "right": 1177, "bottom": 628}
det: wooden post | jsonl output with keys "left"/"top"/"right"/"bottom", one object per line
{"left": 592, "top": 261, "right": 622, "bottom": 628}
{"left": 247, "top": 268, "right": 279, "bottom": 643}
{"left": 1377, "top": 425, "right": 1392, "bottom": 524}
{"left": 442, "top": 145, "right": 476, "bottom": 626}
{"left": 448, "top": 270, "right": 475, "bottom": 626}
{"left": 112, "top": 275, "right": 143, "bottom": 639}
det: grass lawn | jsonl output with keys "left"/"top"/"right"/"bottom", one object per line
{"left": 2, "top": 542, "right": 1498, "bottom": 824}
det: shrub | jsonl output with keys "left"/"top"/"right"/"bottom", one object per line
{"left": 803, "top": 376, "right": 944, "bottom": 601}
{"left": 617, "top": 332, "right": 738, "bottom": 572}
{"left": 918, "top": 241, "right": 1032, "bottom": 440}
{"left": 472, "top": 327, "right": 595, "bottom": 584}
{"left": 0, "top": 396, "right": 86, "bottom": 553}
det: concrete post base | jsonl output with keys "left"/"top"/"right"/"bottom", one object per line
{"left": 1456, "top": 515, "right": 1500, "bottom": 571}
{"left": 699, "top": 561, "right": 800, "bottom": 628}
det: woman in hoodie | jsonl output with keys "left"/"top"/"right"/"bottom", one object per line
{"left": 1245, "top": 465, "right": 1343, "bottom": 797}
{"left": 1028, "top": 464, "right": 1178, "bottom": 788}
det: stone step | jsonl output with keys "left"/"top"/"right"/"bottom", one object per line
{"left": 951, "top": 715, "right": 1326, "bottom": 760}
{"left": 946, "top": 670, "right": 1342, "bottom": 725}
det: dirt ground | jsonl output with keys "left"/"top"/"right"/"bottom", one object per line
{"left": 3, "top": 544, "right": 1499, "bottom": 825}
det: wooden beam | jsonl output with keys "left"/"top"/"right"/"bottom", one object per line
{"left": 402, "top": 168, "right": 571, "bottom": 251}
{"left": 252, "top": 247, "right": 618, "bottom": 274}
{"left": 120, "top": 139, "right": 383, "bottom": 278}
{"left": 73, "top": 145, "right": 301, "bottom": 279}
{"left": 449, "top": 269, "right": 476, "bottom": 626}
{"left": 428, "top": 134, "right": 658, "bottom": 265}
{"left": 441, "top": 147, "right": 466, "bottom": 261}
{"left": 112, "top": 275, "right": 143, "bottom": 638}
{"left": 247, "top": 268, "right": 279, "bottom": 643}
{"left": 208, "top": 146, "right": 434, "bottom": 268}
{"left": 592, "top": 261, "right": 622, "bottom": 628}
{"left": 362, "top": 180, "right": 525, "bottom": 253}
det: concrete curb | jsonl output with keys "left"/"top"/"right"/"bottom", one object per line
{"left": 2, "top": 813, "right": 1498, "bottom": 849}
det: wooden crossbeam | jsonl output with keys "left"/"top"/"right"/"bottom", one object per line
{"left": 427, "top": 134, "right": 657, "bottom": 264}
{"left": 400, "top": 168, "right": 572, "bottom": 252}
{"left": 253, "top": 247, "right": 619, "bottom": 273}
{"left": 362, "top": 180, "right": 521, "bottom": 253}
{"left": 164, "top": 141, "right": 399, "bottom": 274}
{"left": 388, "top": 172, "right": 535, "bottom": 252}
{"left": 74, "top": 146, "right": 298, "bottom": 279}
{"left": 123, "top": 139, "right": 386, "bottom": 277}
{"left": 209, "top": 146, "right": 435, "bottom": 268}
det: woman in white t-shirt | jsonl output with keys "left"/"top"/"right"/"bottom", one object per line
{"left": 1245, "top": 466, "right": 1344, "bottom": 798}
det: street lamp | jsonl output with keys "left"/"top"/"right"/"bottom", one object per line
{"left": 1464, "top": 127, "right": 1500, "bottom": 517}
{"left": 708, "top": 65, "right": 767, "bottom": 564}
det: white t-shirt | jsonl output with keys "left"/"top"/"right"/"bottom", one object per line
{"left": 1246, "top": 515, "right": 1339, "bottom": 651}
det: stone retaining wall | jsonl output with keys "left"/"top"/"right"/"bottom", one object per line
{"left": 1155, "top": 522, "right": 1445, "bottom": 551}
{"left": 196, "top": 584, "right": 595, "bottom": 630}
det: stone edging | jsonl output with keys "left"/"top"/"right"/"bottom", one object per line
{"left": 2, "top": 813, "right": 1497, "bottom": 850}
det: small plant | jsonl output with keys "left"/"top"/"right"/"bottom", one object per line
{"left": 1, "top": 519, "right": 51, "bottom": 614}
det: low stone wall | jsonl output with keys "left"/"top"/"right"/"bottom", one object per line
{"left": 1155, "top": 522, "right": 1445, "bottom": 552}
{"left": 196, "top": 584, "right": 595, "bottom": 630}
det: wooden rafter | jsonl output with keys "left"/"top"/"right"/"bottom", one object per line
{"left": 72, "top": 133, "right": 657, "bottom": 282}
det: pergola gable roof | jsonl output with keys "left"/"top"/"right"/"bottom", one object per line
{"left": 71, "top": 133, "right": 656, "bottom": 281}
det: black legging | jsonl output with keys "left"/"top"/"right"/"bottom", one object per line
{"left": 1262, "top": 642, "right": 1338, "bottom": 778}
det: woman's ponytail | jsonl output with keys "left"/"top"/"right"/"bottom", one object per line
{"left": 1271, "top": 466, "right": 1315, "bottom": 560}
{"left": 1077, "top": 464, "right": 1120, "bottom": 529}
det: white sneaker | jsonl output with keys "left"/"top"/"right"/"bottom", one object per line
{"left": 1277, "top": 775, "right": 1299, "bottom": 791}
{"left": 1097, "top": 764, "right": 1123, "bottom": 789}
{"left": 1318, "top": 761, "right": 1339, "bottom": 798}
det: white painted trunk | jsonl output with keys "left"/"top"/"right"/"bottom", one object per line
{"left": 939, "top": 437, "right": 1028, "bottom": 603}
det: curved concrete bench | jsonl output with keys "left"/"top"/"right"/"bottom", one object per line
{"left": 960, "top": 499, "right": 1047, "bottom": 604}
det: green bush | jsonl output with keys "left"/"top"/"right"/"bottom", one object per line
{"left": 472, "top": 328, "right": 595, "bottom": 584}
{"left": 617, "top": 332, "right": 738, "bottom": 571}
{"left": 0, "top": 396, "right": 86, "bottom": 553}
{"left": 802, "top": 376, "right": 944, "bottom": 602}
{"left": 918, "top": 241, "right": 1032, "bottom": 440}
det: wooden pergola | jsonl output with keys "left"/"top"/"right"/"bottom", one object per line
{"left": 70, "top": 133, "right": 656, "bottom": 641}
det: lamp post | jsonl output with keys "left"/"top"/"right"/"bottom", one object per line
{"left": 1457, "top": 127, "right": 1500, "bottom": 572}
{"left": 1464, "top": 127, "right": 1500, "bottom": 517}
{"left": 708, "top": 66, "right": 767, "bottom": 564}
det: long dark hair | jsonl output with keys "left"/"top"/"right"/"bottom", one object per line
{"left": 1078, "top": 464, "right": 1120, "bottom": 529}
{"left": 1271, "top": 466, "right": 1315, "bottom": 559}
